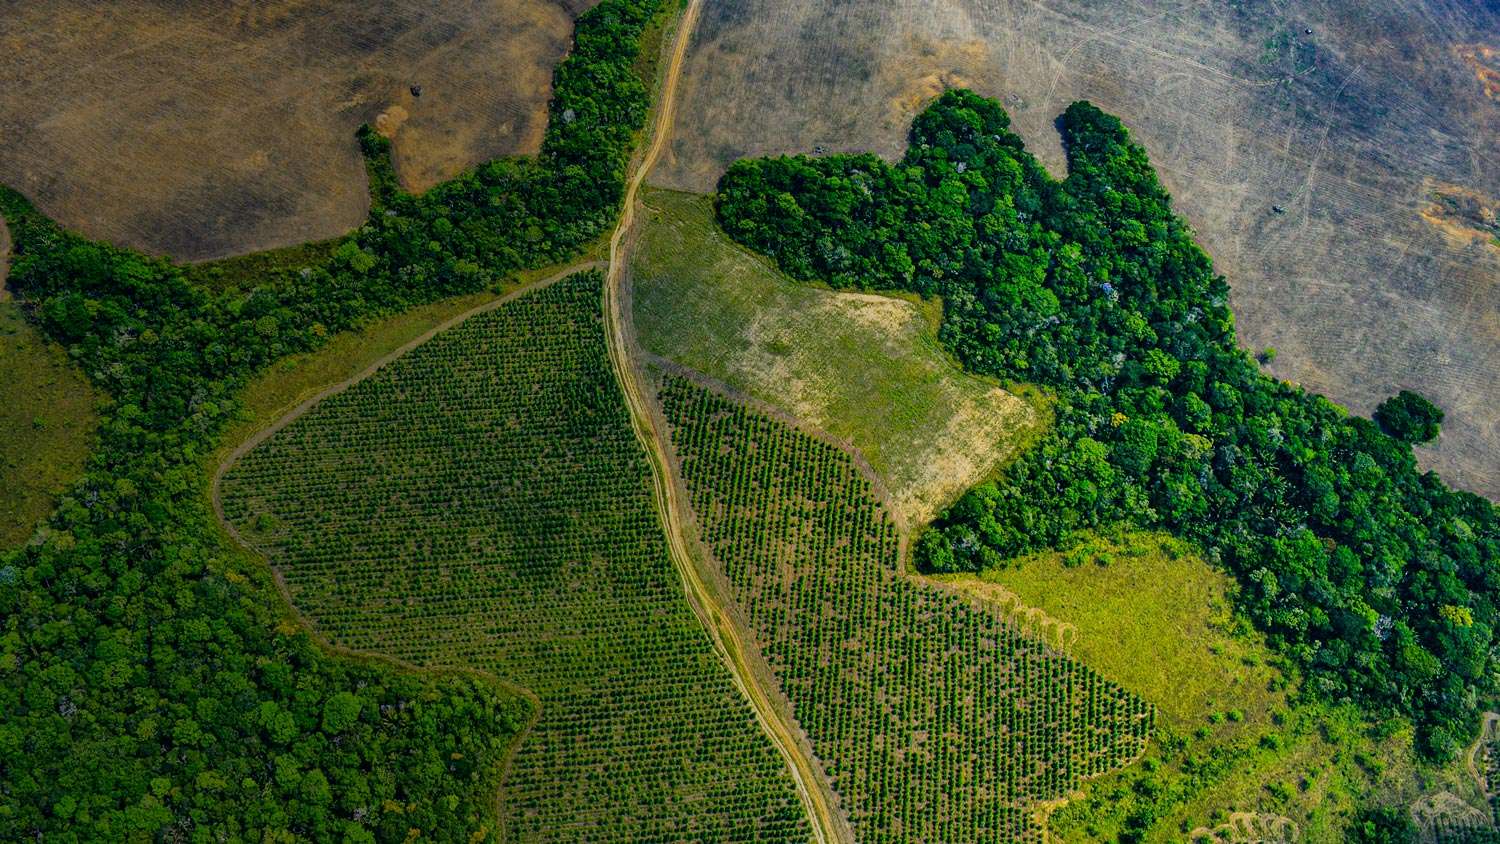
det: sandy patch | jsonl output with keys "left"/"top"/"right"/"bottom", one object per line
{"left": 1421, "top": 179, "right": 1500, "bottom": 248}
{"left": 1456, "top": 44, "right": 1500, "bottom": 100}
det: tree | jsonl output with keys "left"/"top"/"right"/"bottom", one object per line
{"left": 1374, "top": 390, "right": 1444, "bottom": 444}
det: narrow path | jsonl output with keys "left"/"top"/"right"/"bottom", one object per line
{"left": 601, "top": 1, "right": 853, "bottom": 841}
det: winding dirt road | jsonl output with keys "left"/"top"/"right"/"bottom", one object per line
{"left": 601, "top": 1, "right": 853, "bottom": 841}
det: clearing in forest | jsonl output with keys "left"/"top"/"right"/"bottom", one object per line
{"left": 221, "top": 272, "right": 811, "bottom": 842}
{"left": 632, "top": 188, "right": 1040, "bottom": 525}
{"left": 658, "top": 373, "right": 1151, "bottom": 843}
{"left": 0, "top": 297, "right": 99, "bottom": 548}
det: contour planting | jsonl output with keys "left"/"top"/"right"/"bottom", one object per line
{"left": 223, "top": 272, "right": 811, "bottom": 841}
{"left": 658, "top": 373, "right": 1151, "bottom": 843}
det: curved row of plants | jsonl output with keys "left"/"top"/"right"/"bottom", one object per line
{"left": 659, "top": 374, "right": 1151, "bottom": 843}
{"left": 0, "top": 0, "right": 667, "bottom": 837}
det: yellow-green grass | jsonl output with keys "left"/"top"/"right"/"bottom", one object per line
{"left": 0, "top": 301, "right": 100, "bottom": 548}
{"left": 939, "top": 532, "right": 1281, "bottom": 731}
{"left": 942, "top": 532, "right": 1471, "bottom": 841}
{"left": 631, "top": 187, "right": 1042, "bottom": 524}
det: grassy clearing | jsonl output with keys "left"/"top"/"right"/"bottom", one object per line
{"left": 632, "top": 187, "right": 1041, "bottom": 524}
{"left": 0, "top": 302, "right": 99, "bottom": 548}
{"left": 949, "top": 531, "right": 1476, "bottom": 841}
{"left": 222, "top": 273, "right": 811, "bottom": 841}
{"left": 941, "top": 532, "right": 1282, "bottom": 731}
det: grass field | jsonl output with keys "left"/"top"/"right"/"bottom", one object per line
{"left": 950, "top": 530, "right": 1479, "bottom": 842}
{"left": 222, "top": 272, "right": 811, "bottom": 842}
{"left": 0, "top": 301, "right": 99, "bottom": 548}
{"left": 659, "top": 374, "right": 1151, "bottom": 843}
{"left": 632, "top": 188, "right": 1042, "bottom": 524}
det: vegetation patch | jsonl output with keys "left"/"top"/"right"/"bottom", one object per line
{"left": 717, "top": 89, "right": 1500, "bottom": 763}
{"left": 0, "top": 301, "right": 99, "bottom": 548}
{"left": 0, "top": 0, "right": 682, "bottom": 834}
{"left": 632, "top": 187, "right": 1040, "bottom": 524}
{"left": 943, "top": 532, "right": 1281, "bottom": 731}
{"left": 224, "top": 273, "right": 811, "bottom": 841}
{"left": 659, "top": 373, "right": 1151, "bottom": 843}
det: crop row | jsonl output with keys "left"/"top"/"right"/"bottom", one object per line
{"left": 659, "top": 375, "right": 1152, "bottom": 843}
{"left": 223, "top": 272, "right": 811, "bottom": 842}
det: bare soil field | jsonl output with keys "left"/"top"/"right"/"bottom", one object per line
{"left": 655, "top": 0, "right": 1500, "bottom": 498}
{"left": 0, "top": 0, "right": 593, "bottom": 260}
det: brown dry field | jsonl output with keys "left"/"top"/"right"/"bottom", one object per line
{"left": 654, "top": 0, "right": 1500, "bottom": 499}
{"left": 0, "top": 0, "right": 593, "bottom": 260}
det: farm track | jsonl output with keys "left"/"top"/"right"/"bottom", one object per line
{"left": 211, "top": 0, "right": 851, "bottom": 835}
{"left": 603, "top": 0, "right": 853, "bottom": 841}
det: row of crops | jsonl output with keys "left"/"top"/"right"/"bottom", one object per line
{"left": 658, "top": 374, "right": 1153, "bottom": 843}
{"left": 222, "top": 272, "right": 811, "bottom": 842}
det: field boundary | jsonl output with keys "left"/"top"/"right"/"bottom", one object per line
{"left": 601, "top": 0, "right": 855, "bottom": 837}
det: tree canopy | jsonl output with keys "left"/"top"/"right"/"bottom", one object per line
{"left": 716, "top": 89, "right": 1500, "bottom": 761}
{"left": 0, "top": 0, "right": 665, "bottom": 835}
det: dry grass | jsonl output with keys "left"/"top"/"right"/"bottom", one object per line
{"left": 630, "top": 188, "right": 1041, "bottom": 525}
{"left": 0, "top": 0, "right": 594, "bottom": 259}
{"left": 653, "top": 0, "right": 1500, "bottom": 499}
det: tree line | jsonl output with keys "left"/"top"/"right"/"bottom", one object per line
{"left": 0, "top": 0, "right": 665, "bottom": 836}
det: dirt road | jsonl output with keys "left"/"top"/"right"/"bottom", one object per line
{"left": 601, "top": 1, "right": 853, "bottom": 841}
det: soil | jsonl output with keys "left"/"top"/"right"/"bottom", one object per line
{"left": 0, "top": 0, "right": 596, "bottom": 260}
{"left": 653, "top": 0, "right": 1500, "bottom": 499}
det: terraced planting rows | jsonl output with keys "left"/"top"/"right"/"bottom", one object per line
{"left": 222, "top": 272, "right": 810, "bottom": 842}
{"left": 658, "top": 374, "right": 1153, "bottom": 843}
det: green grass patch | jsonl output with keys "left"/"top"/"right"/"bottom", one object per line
{"left": 632, "top": 187, "right": 1042, "bottom": 523}
{"left": 950, "top": 532, "right": 1282, "bottom": 731}
{"left": 943, "top": 531, "right": 1473, "bottom": 841}
{"left": 0, "top": 301, "right": 99, "bottom": 547}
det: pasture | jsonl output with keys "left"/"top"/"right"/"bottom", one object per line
{"left": 0, "top": 300, "right": 99, "bottom": 548}
{"left": 631, "top": 188, "right": 1042, "bottom": 525}
{"left": 0, "top": 0, "right": 593, "bottom": 259}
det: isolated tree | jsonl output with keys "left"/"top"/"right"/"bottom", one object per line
{"left": 1374, "top": 390, "right": 1444, "bottom": 444}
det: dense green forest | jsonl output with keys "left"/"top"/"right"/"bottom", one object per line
{"left": 0, "top": 0, "right": 665, "bottom": 836}
{"left": 716, "top": 90, "right": 1500, "bottom": 764}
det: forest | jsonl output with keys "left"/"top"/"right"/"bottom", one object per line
{"left": 0, "top": 0, "right": 665, "bottom": 836}
{"left": 716, "top": 89, "right": 1500, "bottom": 765}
